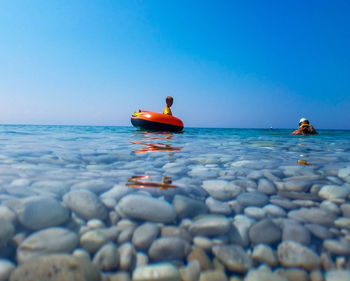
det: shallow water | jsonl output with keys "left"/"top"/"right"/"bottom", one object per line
{"left": 1, "top": 125, "right": 350, "bottom": 280}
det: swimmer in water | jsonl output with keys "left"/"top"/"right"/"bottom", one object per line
{"left": 292, "top": 118, "right": 318, "bottom": 135}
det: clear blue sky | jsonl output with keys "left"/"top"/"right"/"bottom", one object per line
{"left": 0, "top": 0, "right": 349, "bottom": 129}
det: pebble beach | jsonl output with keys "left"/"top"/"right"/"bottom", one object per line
{"left": 1, "top": 125, "right": 350, "bottom": 281}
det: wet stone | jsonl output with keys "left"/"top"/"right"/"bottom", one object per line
{"left": 338, "top": 166, "right": 350, "bottom": 182}
{"left": 187, "top": 246, "right": 213, "bottom": 271}
{"left": 132, "top": 263, "right": 181, "bottom": 281}
{"left": 0, "top": 259, "right": 15, "bottom": 281}
{"left": 17, "top": 196, "right": 69, "bottom": 230}
{"left": 323, "top": 239, "right": 350, "bottom": 255}
{"left": 0, "top": 206, "right": 16, "bottom": 224}
{"left": 189, "top": 215, "right": 230, "bottom": 237}
{"left": 132, "top": 223, "right": 160, "bottom": 252}
{"left": 237, "top": 192, "right": 269, "bottom": 207}
{"left": 118, "top": 243, "right": 136, "bottom": 271}
{"left": 161, "top": 226, "right": 192, "bottom": 243}
{"left": 320, "top": 200, "right": 341, "bottom": 215}
{"left": 258, "top": 179, "right": 277, "bottom": 195}
{"left": 252, "top": 244, "right": 278, "bottom": 267}
{"left": 92, "top": 242, "right": 119, "bottom": 271}
{"left": 116, "top": 194, "right": 176, "bottom": 223}
{"left": 212, "top": 244, "right": 253, "bottom": 273}
{"left": 172, "top": 195, "right": 208, "bottom": 219}
{"left": 249, "top": 219, "right": 282, "bottom": 245}
{"left": 263, "top": 204, "right": 287, "bottom": 218}
{"left": 148, "top": 237, "right": 190, "bottom": 262}
{"left": 63, "top": 189, "right": 108, "bottom": 220}
{"left": 17, "top": 227, "right": 78, "bottom": 264}
{"left": 304, "top": 224, "right": 332, "bottom": 240}
{"left": 0, "top": 219, "right": 14, "bottom": 246}
{"left": 270, "top": 197, "right": 298, "bottom": 210}
{"left": 71, "top": 179, "right": 114, "bottom": 193}
{"left": 244, "top": 207, "right": 266, "bottom": 220}
{"left": 205, "top": 197, "right": 232, "bottom": 215}
{"left": 319, "top": 185, "right": 350, "bottom": 200}
{"left": 233, "top": 215, "right": 255, "bottom": 248}
{"left": 288, "top": 207, "right": 336, "bottom": 226}
{"left": 277, "top": 241, "right": 321, "bottom": 270}
{"left": 341, "top": 204, "right": 350, "bottom": 217}
{"left": 282, "top": 222, "right": 311, "bottom": 245}
{"left": 9, "top": 254, "right": 101, "bottom": 281}
{"left": 245, "top": 267, "right": 288, "bottom": 281}
{"left": 202, "top": 180, "right": 242, "bottom": 200}
{"left": 198, "top": 270, "right": 228, "bottom": 281}
{"left": 326, "top": 270, "right": 350, "bottom": 281}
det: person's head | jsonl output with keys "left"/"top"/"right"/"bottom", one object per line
{"left": 166, "top": 96, "right": 173, "bottom": 107}
{"left": 299, "top": 118, "right": 310, "bottom": 131}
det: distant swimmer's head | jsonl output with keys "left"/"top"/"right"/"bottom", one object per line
{"left": 166, "top": 96, "right": 173, "bottom": 107}
{"left": 299, "top": 118, "right": 310, "bottom": 127}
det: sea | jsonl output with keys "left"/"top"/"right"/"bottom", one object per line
{"left": 1, "top": 124, "right": 350, "bottom": 280}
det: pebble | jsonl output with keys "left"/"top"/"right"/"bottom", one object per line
{"left": 258, "top": 179, "right": 277, "bottom": 195}
{"left": 118, "top": 243, "right": 136, "bottom": 271}
{"left": 341, "top": 204, "right": 350, "bottom": 217}
{"left": 80, "top": 228, "right": 115, "bottom": 254}
{"left": 93, "top": 242, "right": 119, "bottom": 271}
{"left": 71, "top": 179, "right": 114, "bottom": 193}
{"left": 278, "top": 180, "right": 312, "bottom": 192}
{"left": 9, "top": 254, "right": 101, "bottom": 281}
{"left": 193, "top": 236, "right": 212, "bottom": 252}
{"left": 161, "top": 226, "right": 192, "bottom": 243}
{"left": 187, "top": 246, "right": 213, "bottom": 271}
{"left": 323, "top": 239, "right": 350, "bottom": 255}
{"left": 202, "top": 180, "right": 242, "bottom": 200}
{"left": 237, "top": 192, "right": 269, "bottom": 207}
{"left": 263, "top": 204, "right": 287, "bottom": 218}
{"left": 338, "top": 166, "right": 350, "bottom": 182}
{"left": 277, "top": 241, "right": 321, "bottom": 270}
{"left": 132, "top": 223, "right": 160, "bottom": 252}
{"left": 132, "top": 263, "right": 181, "bottom": 281}
{"left": 233, "top": 215, "right": 255, "bottom": 247}
{"left": 148, "top": 237, "right": 190, "bottom": 262}
{"left": 189, "top": 215, "right": 230, "bottom": 237}
{"left": 252, "top": 244, "right": 278, "bottom": 267}
{"left": 87, "top": 219, "right": 106, "bottom": 229}
{"left": 116, "top": 194, "right": 176, "bottom": 223}
{"left": 270, "top": 197, "right": 298, "bottom": 210}
{"left": 249, "top": 219, "right": 282, "bottom": 245}
{"left": 172, "top": 195, "right": 208, "bottom": 219}
{"left": 319, "top": 185, "right": 350, "bottom": 200}
{"left": 334, "top": 217, "right": 350, "bottom": 229}
{"left": 199, "top": 270, "right": 228, "bottom": 281}
{"left": 282, "top": 222, "right": 311, "bottom": 245}
{"left": 180, "top": 260, "right": 200, "bottom": 281}
{"left": 0, "top": 259, "right": 15, "bottom": 281}
{"left": 0, "top": 219, "right": 14, "bottom": 246}
{"left": 136, "top": 252, "right": 149, "bottom": 267}
{"left": 245, "top": 266, "right": 288, "bottom": 281}
{"left": 100, "top": 184, "right": 132, "bottom": 202}
{"left": 17, "top": 196, "right": 69, "bottom": 230}
{"left": 320, "top": 200, "right": 341, "bottom": 215}
{"left": 326, "top": 270, "right": 350, "bottom": 281}
{"left": 288, "top": 207, "right": 336, "bottom": 226}
{"left": 17, "top": 227, "right": 78, "bottom": 264}
{"left": 304, "top": 223, "right": 332, "bottom": 240}
{"left": 277, "top": 268, "right": 309, "bottom": 281}
{"left": 205, "top": 197, "right": 232, "bottom": 215}
{"left": 63, "top": 189, "right": 108, "bottom": 220}
{"left": 212, "top": 244, "right": 253, "bottom": 273}
{"left": 0, "top": 206, "right": 16, "bottom": 224}
{"left": 244, "top": 207, "right": 266, "bottom": 220}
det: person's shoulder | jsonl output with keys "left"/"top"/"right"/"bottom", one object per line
{"left": 292, "top": 130, "right": 300, "bottom": 135}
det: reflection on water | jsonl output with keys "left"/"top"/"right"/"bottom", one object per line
{"left": 130, "top": 131, "right": 182, "bottom": 154}
{"left": 126, "top": 175, "right": 178, "bottom": 189}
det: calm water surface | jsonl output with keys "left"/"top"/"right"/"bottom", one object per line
{"left": 1, "top": 125, "right": 350, "bottom": 279}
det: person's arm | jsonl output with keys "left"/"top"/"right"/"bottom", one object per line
{"left": 292, "top": 129, "right": 301, "bottom": 135}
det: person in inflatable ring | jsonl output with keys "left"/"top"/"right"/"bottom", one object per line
{"left": 292, "top": 118, "right": 318, "bottom": 135}
{"left": 163, "top": 96, "right": 173, "bottom": 115}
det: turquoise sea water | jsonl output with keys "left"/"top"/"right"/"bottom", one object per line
{"left": 1, "top": 124, "right": 350, "bottom": 279}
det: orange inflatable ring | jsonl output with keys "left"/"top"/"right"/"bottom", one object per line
{"left": 131, "top": 110, "right": 184, "bottom": 132}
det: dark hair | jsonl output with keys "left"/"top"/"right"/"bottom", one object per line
{"left": 166, "top": 96, "right": 173, "bottom": 101}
